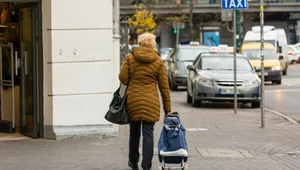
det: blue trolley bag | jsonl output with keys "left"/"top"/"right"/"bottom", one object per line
{"left": 158, "top": 112, "right": 188, "bottom": 164}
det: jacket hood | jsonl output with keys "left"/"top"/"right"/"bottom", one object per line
{"left": 132, "top": 47, "right": 160, "bottom": 63}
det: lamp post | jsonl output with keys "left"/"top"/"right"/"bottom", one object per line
{"left": 260, "top": 0, "right": 265, "bottom": 128}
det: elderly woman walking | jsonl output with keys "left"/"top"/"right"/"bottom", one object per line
{"left": 119, "top": 33, "right": 171, "bottom": 170}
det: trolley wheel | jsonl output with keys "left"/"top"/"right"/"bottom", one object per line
{"left": 182, "top": 163, "right": 188, "bottom": 170}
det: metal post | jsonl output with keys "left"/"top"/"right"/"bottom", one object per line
{"left": 233, "top": 11, "right": 238, "bottom": 114}
{"left": 176, "top": 22, "right": 180, "bottom": 46}
{"left": 236, "top": 10, "right": 241, "bottom": 51}
{"left": 260, "top": 0, "right": 265, "bottom": 128}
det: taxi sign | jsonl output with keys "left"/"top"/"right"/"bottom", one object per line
{"left": 218, "top": 45, "right": 229, "bottom": 52}
{"left": 189, "top": 41, "right": 200, "bottom": 46}
{"left": 227, "top": 47, "right": 234, "bottom": 53}
{"left": 209, "top": 45, "right": 234, "bottom": 53}
{"left": 210, "top": 47, "right": 219, "bottom": 53}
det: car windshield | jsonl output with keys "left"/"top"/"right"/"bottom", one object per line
{"left": 177, "top": 48, "right": 209, "bottom": 61}
{"left": 245, "top": 40, "right": 275, "bottom": 47}
{"left": 199, "top": 56, "right": 253, "bottom": 71}
{"left": 160, "top": 48, "right": 172, "bottom": 54}
{"left": 242, "top": 49, "right": 276, "bottom": 60}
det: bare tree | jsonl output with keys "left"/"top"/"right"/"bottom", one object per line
{"left": 242, "top": 13, "right": 256, "bottom": 35}
{"left": 188, "top": 1, "right": 195, "bottom": 41}
{"left": 122, "top": 0, "right": 221, "bottom": 41}
{"left": 152, "top": 0, "right": 220, "bottom": 41}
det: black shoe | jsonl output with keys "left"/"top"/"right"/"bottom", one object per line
{"left": 128, "top": 161, "right": 139, "bottom": 170}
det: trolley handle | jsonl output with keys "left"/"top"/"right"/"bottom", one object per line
{"left": 164, "top": 111, "right": 180, "bottom": 122}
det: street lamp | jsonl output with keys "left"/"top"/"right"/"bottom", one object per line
{"left": 260, "top": 0, "right": 265, "bottom": 128}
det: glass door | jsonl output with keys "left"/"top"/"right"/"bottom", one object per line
{"left": 19, "top": 3, "right": 38, "bottom": 138}
{"left": 0, "top": 43, "right": 16, "bottom": 133}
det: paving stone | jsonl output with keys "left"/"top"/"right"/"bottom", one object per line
{"left": 197, "top": 148, "right": 254, "bottom": 158}
{"left": 0, "top": 91, "right": 300, "bottom": 170}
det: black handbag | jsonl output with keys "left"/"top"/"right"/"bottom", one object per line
{"left": 105, "top": 58, "right": 137, "bottom": 125}
{"left": 105, "top": 84, "right": 130, "bottom": 125}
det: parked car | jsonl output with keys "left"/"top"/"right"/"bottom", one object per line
{"left": 294, "top": 42, "right": 300, "bottom": 51}
{"left": 164, "top": 42, "right": 210, "bottom": 90}
{"left": 243, "top": 26, "right": 289, "bottom": 75}
{"left": 160, "top": 47, "right": 173, "bottom": 60}
{"left": 186, "top": 45, "right": 261, "bottom": 108}
{"left": 287, "top": 45, "right": 300, "bottom": 64}
{"left": 240, "top": 42, "right": 282, "bottom": 84}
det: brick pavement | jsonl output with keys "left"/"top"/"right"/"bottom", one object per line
{"left": 0, "top": 91, "right": 300, "bottom": 170}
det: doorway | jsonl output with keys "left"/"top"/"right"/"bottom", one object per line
{"left": 0, "top": 1, "right": 42, "bottom": 139}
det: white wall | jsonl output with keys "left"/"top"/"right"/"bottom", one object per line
{"left": 43, "top": 0, "right": 119, "bottom": 139}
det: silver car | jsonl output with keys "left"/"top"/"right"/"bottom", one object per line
{"left": 164, "top": 44, "right": 210, "bottom": 90}
{"left": 186, "top": 53, "right": 261, "bottom": 108}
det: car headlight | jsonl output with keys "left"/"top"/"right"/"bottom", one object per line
{"left": 271, "top": 66, "right": 281, "bottom": 71}
{"left": 198, "top": 77, "right": 213, "bottom": 86}
{"left": 175, "top": 70, "right": 187, "bottom": 75}
{"left": 245, "top": 77, "right": 261, "bottom": 87}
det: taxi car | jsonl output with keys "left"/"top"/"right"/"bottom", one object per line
{"left": 164, "top": 42, "right": 210, "bottom": 90}
{"left": 186, "top": 45, "right": 261, "bottom": 108}
{"left": 240, "top": 42, "right": 283, "bottom": 84}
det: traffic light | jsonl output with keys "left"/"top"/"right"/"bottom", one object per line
{"left": 235, "top": 11, "right": 243, "bottom": 51}
{"left": 173, "top": 28, "right": 178, "bottom": 34}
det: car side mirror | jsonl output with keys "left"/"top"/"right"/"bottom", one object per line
{"left": 187, "top": 65, "right": 194, "bottom": 70}
{"left": 278, "top": 55, "right": 284, "bottom": 60}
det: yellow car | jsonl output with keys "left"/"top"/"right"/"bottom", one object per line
{"left": 240, "top": 42, "right": 282, "bottom": 84}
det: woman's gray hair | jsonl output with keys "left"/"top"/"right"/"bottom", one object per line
{"left": 138, "top": 33, "right": 157, "bottom": 49}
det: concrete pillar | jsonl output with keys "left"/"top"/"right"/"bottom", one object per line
{"left": 43, "top": 0, "right": 119, "bottom": 140}
{"left": 160, "top": 24, "right": 176, "bottom": 48}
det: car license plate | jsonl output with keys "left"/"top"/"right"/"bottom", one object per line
{"left": 219, "top": 89, "right": 239, "bottom": 94}
{"left": 257, "top": 72, "right": 268, "bottom": 76}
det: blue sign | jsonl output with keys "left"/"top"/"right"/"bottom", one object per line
{"left": 221, "top": 0, "right": 248, "bottom": 10}
{"left": 203, "top": 32, "right": 220, "bottom": 47}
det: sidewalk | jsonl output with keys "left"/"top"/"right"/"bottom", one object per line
{"left": 1, "top": 99, "right": 300, "bottom": 169}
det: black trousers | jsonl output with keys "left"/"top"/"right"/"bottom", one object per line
{"left": 129, "top": 120, "right": 155, "bottom": 169}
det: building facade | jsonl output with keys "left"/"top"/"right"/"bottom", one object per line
{"left": 0, "top": 0, "right": 119, "bottom": 140}
{"left": 120, "top": 0, "right": 300, "bottom": 48}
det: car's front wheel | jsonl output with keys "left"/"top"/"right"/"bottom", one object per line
{"left": 169, "top": 77, "right": 178, "bottom": 91}
{"left": 187, "top": 91, "right": 192, "bottom": 104}
{"left": 282, "top": 63, "right": 288, "bottom": 75}
{"left": 170, "top": 82, "right": 178, "bottom": 91}
{"left": 251, "top": 101, "right": 260, "bottom": 108}
{"left": 276, "top": 78, "right": 282, "bottom": 85}
{"left": 192, "top": 96, "right": 202, "bottom": 107}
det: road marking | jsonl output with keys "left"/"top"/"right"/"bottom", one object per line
{"left": 266, "top": 108, "right": 298, "bottom": 124}
{"left": 265, "top": 89, "right": 300, "bottom": 93}
{"left": 186, "top": 128, "right": 208, "bottom": 131}
{"left": 282, "top": 83, "right": 300, "bottom": 87}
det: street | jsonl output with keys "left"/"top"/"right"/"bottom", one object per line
{"left": 1, "top": 63, "right": 300, "bottom": 170}
{"left": 266, "top": 64, "right": 300, "bottom": 122}
{"left": 1, "top": 72, "right": 300, "bottom": 169}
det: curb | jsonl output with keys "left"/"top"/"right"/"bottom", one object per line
{"left": 266, "top": 108, "right": 299, "bottom": 124}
